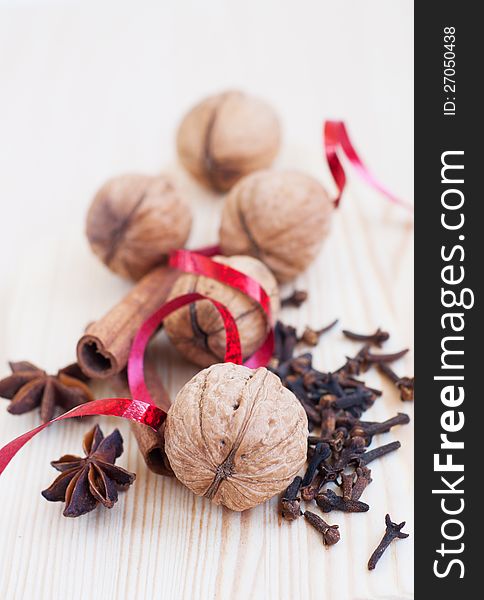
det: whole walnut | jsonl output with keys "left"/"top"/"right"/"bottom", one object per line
{"left": 164, "top": 363, "right": 308, "bottom": 511}
{"left": 219, "top": 170, "right": 333, "bottom": 283}
{"left": 86, "top": 174, "right": 192, "bottom": 280}
{"left": 176, "top": 91, "right": 281, "bottom": 192}
{"left": 164, "top": 255, "right": 279, "bottom": 367}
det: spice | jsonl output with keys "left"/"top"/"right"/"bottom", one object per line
{"left": 316, "top": 489, "right": 369, "bottom": 513}
{"left": 281, "top": 290, "right": 308, "bottom": 308}
{"left": 86, "top": 174, "right": 192, "bottom": 280}
{"left": 0, "top": 361, "right": 93, "bottom": 423}
{"left": 301, "top": 442, "right": 331, "bottom": 487}
{"left": 272, "top": 321, "right": 299, "bottom": 365}
{"left": 41, "top": 425, "right": 136, "bottom": 517}
{"left": 219, "top": 170, "right": 333, "bottom": 282}
{"left": 350, "top": 413, "right": 410, "bottom": 444}
{"left": 300, "top": 473, "right": 323, "bottom": 501}
{"left": 368, "top": 514, "right": 409, "bottom": 570}
{"left": 340, "top": 472, "right": 355, "bottom": 501}
{"left": 357, "top": 441, "right": 401, "bottom": 467}
{"left": 177, "top": 91, "right": 281, "bottom": 192}
{"left": 298, "top": 319, "right": 339, "bottom": 347}
{"left": 377, "top": 362, "right": 415, "bottom": 401}
{"left": 342, "top": 327, "right": 389, "bottom": 347}
{"left": 281, "top": 476, "right": 303, "bottom": 521}
{"left": 77, "top": 266, "right": 179, "bottom": 379}
{"left": 164, "top": 363, "right": 308, "bottom": 511}
{"left": 351, "top": 467, "right": 372, "bottom": 500}
{"left": 304, "top": 511, "right": 340, "bottom": 546}
{"left": 273, "top": 321, "right": 412, "bottom": 568}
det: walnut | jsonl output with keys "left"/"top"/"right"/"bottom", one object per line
{"left": 219, "top": 169, "right": 334, "bottom": 282}
{"left": 164, "top": 363, "right": 308, "bottom": 511}
{"left": 164, "top": 255, "right": 280, "bottom": 367}
{"left": 176, "top": 91, "right": 281, "bottom": 192}
{"left": 86, "top": 174, "right": 192, "bottom": 280}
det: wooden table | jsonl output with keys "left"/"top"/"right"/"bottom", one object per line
{"left": 0, "top": 2, "right": 413, "bottom": 598}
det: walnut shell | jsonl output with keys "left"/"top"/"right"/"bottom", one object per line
{"left": 165, "top": 363, "right": 308, "bottom": 511}
{"left": 176, "top": 91, "right": 281, "bottom": 192}
{"left": 219, "top": 169, "right": 333, "bottom": 282}
{"left": 164, "top": 255, "right": 279, "bottom": 367}
{"left": 86, "top": 174, "right": 192, "bottom": 280}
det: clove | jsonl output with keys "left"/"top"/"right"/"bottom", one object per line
{"left": 340, "top": 472, "right": 355, "bottom": 501}
{"left": 304, "top": 511, "right": 341, "bottom": 546}
{"left": 356, "top": 441, "right": 401, "bottom": 467}
{"left": 343, "top": 327, "right": 389, "bottom": 347}
{"left": 281, "top": 476, "right": 303, "bottom": 521}
{"left": 298, "top": 319, "right": 339, "bottom": 347}
{"left": 301, "top": 443, "right": 331, "bottom": 487}
{"left": 351, "top": 467, "right": 372, "bottom": 500}
{"left": 281, "top": 290, "right": 308, "bottom": 308}
{"left": 300, "top": 473, "right": 324, "bottom": 502}
{"left": 368, "top": 514, "right": 409, "bottom": 570}
{"left": 350, "top": 413, "right": 410, "bottom": 444}
{"left": 316, "top": 489, "right": 369, "bottom": 513}
{"left": 377, "top": 362, "right": 414, "bottom": 401}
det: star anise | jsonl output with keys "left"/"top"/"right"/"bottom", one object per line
{"left": 0, "top": 361, "right": 93, "bottom": 423}
{"left": 41, "top": 425, "right": 136, "bottom": 517}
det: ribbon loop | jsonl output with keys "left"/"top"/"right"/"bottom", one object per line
{"left": 324, "top": 120, "right": 413, "bottom": 211}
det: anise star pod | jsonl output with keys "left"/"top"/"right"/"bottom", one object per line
{"left": 41, "top": 425, "right": 136, "bottom": 517}
{"left": 0, "top": 361, "right": 94, "bottom": 423}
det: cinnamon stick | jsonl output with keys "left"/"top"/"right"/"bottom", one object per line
{"left": 77, "top": 266, "right": 179, "bottom": 379}
{"left": 111, "top": 363, "right": 174, "bottom": 477}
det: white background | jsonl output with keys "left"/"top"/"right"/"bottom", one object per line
{"left": 0, "top": 2, "right": 414, "bottom": 599}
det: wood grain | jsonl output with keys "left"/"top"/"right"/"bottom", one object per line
{"left": 0, "top": 2, "right": 413, "bottom": 599}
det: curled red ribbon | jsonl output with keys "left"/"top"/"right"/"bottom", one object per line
{"left": 127, "top": 292, "right": 242, "bottom": 406}
{"left": 0, "top": 250, "right": 275, "bottom": 475}
{"left": 169, "top": 249, "right": 275, "bottom": 369}
{"left": 7, "top": 121, "right": 402, "bottom": 477}
{"left": 324, "top": 120, "right": 413, "bottom": 211}
{"left": 0, "top": 399, "right": 164, "bottom": 476}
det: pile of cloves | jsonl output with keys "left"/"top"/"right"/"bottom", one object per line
{"left": 273, "top": 292, "right": 412, "bottom": 568}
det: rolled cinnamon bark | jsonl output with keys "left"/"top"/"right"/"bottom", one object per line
{"left": 111, "top": 364, "right": 174, "bottom": 477}
{"left": 77, "top": 266, "right": 179, "bottom": 379}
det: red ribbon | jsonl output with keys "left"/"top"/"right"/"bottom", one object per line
{"left": 324, "top": 120, "right": 413, "bottom": 211}
{"left": 169, "top": 249, "right": 274, "bottom": 369}
{"left": 0, "top": 399, "right": 164, "bottom": 476}
{"left": 3, "top": 121, "right": 403, "bottom": 477}
{"left": 0, "top": 251, "right": 273, "bottom": 476}
{"left": 127, "top": 292, "right": 242, "bottom": 407}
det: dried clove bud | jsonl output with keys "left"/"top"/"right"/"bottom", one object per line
{"left": 281, "top": 476, "right": 303, "bottom": 521}
{"left": 368, "top": 514, "right": 409, "bottom": 570}
{"left": 300, "top": 473, "right": 323, "bottom": 502}
{"left": 298, "top": 319, "right": 339, "bottom": 347}
{"left": 340, "top": 472, "right": 355, "bottom": 501}
{"left": 304, "top": 511, "right": 341, "bottom": 546}
{"left": 377, "top": 363, "right": 414, "bottom": 401}
{"left": 281, "top": 290, "right": 308, "bottom": 308}
{"left": 356, "top": 441, "right": 401, "bottom": 467}
{"left": 350, "top": 413, "right": 410, "bottom": 444}
{"left": 351, "top": 467, "right": 372, "bottom": 500}
{"left": 316, "top": 489, "right": 369, "bottom": 513}
{"left": 342, "top": 327, "right": 389, "bottom": 347}
{"left": 301, "top": 443, "right": 331, "bottom": 487}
